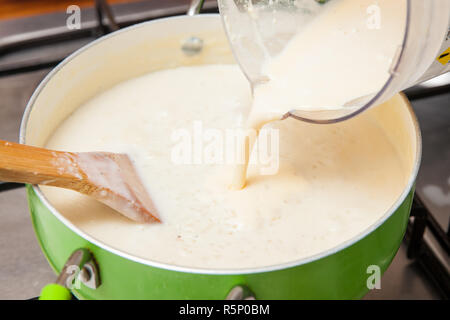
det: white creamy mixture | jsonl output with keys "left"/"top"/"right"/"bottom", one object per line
{"left": 42, "top": 64, "right": 407, "bottom": 269}
{"left": 252, "top": 0, "right": 406, "bottom": 120}
{"left": 230, "top": 0, "right": 407, "bottom": 189}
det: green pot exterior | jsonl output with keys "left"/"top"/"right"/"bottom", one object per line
{"left": 27, "top": 184, "right": 414, "bottom": 300}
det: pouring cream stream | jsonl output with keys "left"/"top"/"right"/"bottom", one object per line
{"left": 229, "top": 0, "right": 407, "bottom": 190}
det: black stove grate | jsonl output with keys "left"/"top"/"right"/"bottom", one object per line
{"left": 0, "top": 0, "right": 218, "bottom": 77}
{"left": 406, "top": 195, "right": 450, "bottom": 299}
{"left": 0, "top": 182, "right": 23, "bottom": 192}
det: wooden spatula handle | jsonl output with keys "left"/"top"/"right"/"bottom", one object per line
{"left": 0, "top": 139, "right": 84, "bottom": 188}
{"left": 0, "top": 140, "right": 160, "bottom": 223}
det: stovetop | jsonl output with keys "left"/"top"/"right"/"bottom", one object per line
{"left": 0, "top": 0, "right": 448, "bottom": 300}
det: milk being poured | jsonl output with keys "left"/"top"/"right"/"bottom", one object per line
{"left": 230, "top": 0, "right": 407, "bottom": 189}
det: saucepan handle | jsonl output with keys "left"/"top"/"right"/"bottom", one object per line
{"left": 226, "top": 285, "right": 256, "bottom": 300}
{"left": 39, "top": 248, "right": 100, "bottom": 300}
{"left": 187, "top": 0, "right": 205, "bottom": 16}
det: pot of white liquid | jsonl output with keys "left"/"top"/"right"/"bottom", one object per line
{"left": 21, "top": 14, "right": 421, "bottom": 299}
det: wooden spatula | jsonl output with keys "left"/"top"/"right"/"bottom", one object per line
{"left": 0, "top": 140, "right": 160, "bottom": 223}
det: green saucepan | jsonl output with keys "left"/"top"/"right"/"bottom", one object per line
{"left": 20, "top": 14, "right": 421, "bottom": 299}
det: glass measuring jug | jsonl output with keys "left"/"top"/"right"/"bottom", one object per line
{"left": 218, "top": 0, "right": 450, "bottom": 123}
